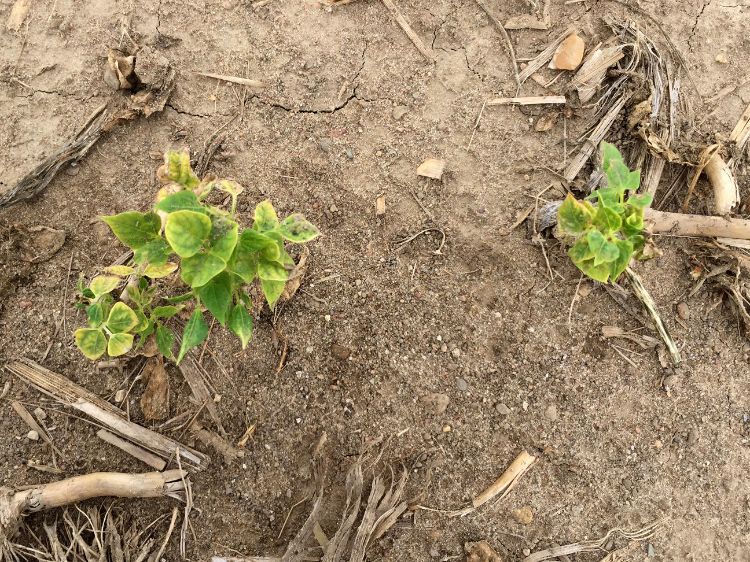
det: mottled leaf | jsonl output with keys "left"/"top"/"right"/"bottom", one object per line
{"left": 144, "top": 262, "right": 178, "bottom": 279}
{"left": 180, "top": 252, "right": 226, "bottom": 287}
{"left": 101, "top": 212, "right": 161, "bottom": 249}
{"left": 165, "top": 210, "right": 212, "bottom": 258}
{"left": 106, "top": 302, "right": 139, "bottom": 333}
{"left": 108, "top": 333, "right": 134, "bottom": 357}
{"left": 156, "top": 324, "right": 175, "bottom": 360}
{"left": 558, "top": 194, "right": 593, "bottom": 235}
{"left": 279, "top": 214, "right": 320, "bottom": 243}
{"left": 253, "top": 200, "right": 279, "bottom": 231}
{"left": 75, "top": 328, "right": 106, "bottom": 360}
{"left": 133, "top": 238, "right": 171, "bottom": 265}
{"left": 90, "top": 276, "right": 120, "bottom": 298}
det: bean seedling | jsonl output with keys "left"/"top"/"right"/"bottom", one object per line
{"left": 74, "top": 151, "right": 319, "bottom": 363}
{"left": 557, "top": 142, "right": 653, "bottom": 283}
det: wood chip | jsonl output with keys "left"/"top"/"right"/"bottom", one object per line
{"left": 375, "top": 195, "right": 386, "bottom": 216}
{"left": 190, "top": 421, "right": 245, "bottom": 464}
{"left": 488, "top": 96, "right": 566, "bottom": 106}
{"left": 97, "top": 429, "right": 167, "bottom": 470}
{"left": 549, "top": 33, "right": 585, "bottom": 70}
{"left": 518, "top": 26, "right": 578, "bottom": 83}
{"left": 195, "top": 72, "right": 266, "bottom": 88}
{"left": 570, "top": 45, "right": 626, "bottom": 103}
{"left": 140, "top": 356, "right": 170, "bottom": 421}
{"left": 417, "top": 158, "right": 446, "bottom": 180}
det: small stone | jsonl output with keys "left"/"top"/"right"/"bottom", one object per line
{"left": 324, "top": 314, "right": 331, "bottom": 322}
{"left": 33, "top": 407, "right": 47, "bottom": 421}
{"left": 329, "top": 204, "right": 338, "bottom": 213}
{"left": 715, "top": 52, "right": 729, "bottom": 64}
{"left": 319, "top": 138, "right": 332, "bottom": 153}
{"left": 428, "top": 545, "right": 440, "bottom": 558}
{"left": 451, "top": 347, "right": 461, "bottom": 359}
{"left": 27, "top": 430, "right": 39, "bottom": 441}
{"left": 331, "top": 343, "right": 352, "bottom": 360}
{"left": 544, "top": 404, "right": 558, "bottom": 422}
{"left": 522, "top": 549, "right": 531, "bottom": 557}
{"left": 512, "top": 506, "right": 534, "bottom": 525}
{"left": 465, "top": 540, "right": 502, "bottom": 562}
{"left": 549, "top": 33, "right": 585, "bottom": 70}
{"left": 496, "top": 403, "right": 511, "bottom": 415}
{"left": 663, "top": 374, "right": 679, "bottom": 391}
{"left": 442, "top": 424, "right": 452, "bottom": 433}
{"left": 392, "top": 105, "right": 408, "bottom": 120}
{"left": 420, "top": 393, "right": 450, "bottom": 415}
{"left": 345, "top": 148, "right": 354, "bottom": 160}
{"left": 306, "top": 346, "right": 314, "bottom": 354}
{"left": 456, "top": 378, "right": 468, "bottom": 391}
{"left": 677, "top": 301, "right": 689, "bottom": 320}
{"left": 647, "top": 543, "right": 655, "bottom": 557}
{"left": 114, "top": 389, "right": 126, "bottom": 403}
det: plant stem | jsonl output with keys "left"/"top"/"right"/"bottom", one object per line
{"left": 624, "top": 267, "right": 680, "bottom": 366}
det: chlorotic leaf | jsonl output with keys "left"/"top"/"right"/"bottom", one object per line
{"left": 627, "top": 193, "right": 653, "bottom": 209}
{"left": 154, "top": 191, "right": 205, "bottom": 214}
{"left": 156, "top": 324, "right": 175, "bottom": 360}
{"left": 558, "top": 194, "right": 593, "bottom": 235}
{"left": 106, "top": 302, "right": 139, "bottom": 333}
{"left": 228, "top": 304, "right": 253, "bottom": 349}
{"left": 133, "top": 238, "right": 171, "bottom": 265}
{"left": 568, "top": 238, "right": 594, "bottom": 265}
{"left": 75, "top": 328, "right": 107, "bottom": 360}
{"left": 177, "top": 310, "right": 208, "bottom": 364}
{"left": 133, "top": 309, "right": 149, "bottom": 333}
{"left": 104, "top": 265, "right": 135, "bottom": 276}
{"left": 107, "top": 332, "right": 134, "bottom": 357}
{"left": 160, "top": 151, "right": 199, "bottom": 188}
{"left": 208, "top": 218, "right": 239, "bottom": 262}
{"left": 586, "top": 229, "right": 606, "bottom": 254}
{"left": 261, "top": 279, "right": 285, "bottom": 309}
{"left": 253, "top": 200, "right": 279, "bottom": 232}
{"left": 609, "top": 239, "right": 634, "bottom": 281}
{"left": 576, "top": 258, "right": 611, "bottom": 283}
{"left": 101, "top": 212, "right": 161, "bottom": 249}
{"left": 592, "top": 206, "right": 622, "bottom": 234}
{"left": 90, "top": 276, "right": 120, "bottom": 297}
{"left": 144, "top": 262, "right": 178, "bottom": 279}
{"left": 195, "top": 272, "right": 233, "bottom": 326}
{"left": 215, "top": 179, "right": 244, "bottom": 197}
{"left": 279, "top": 214, "right": 320, "bottom": 243}
{"left": 181, "top": 252, "right": 226, "bottom": 287}
{"left": 165, "top": 210, "right": 212, "bottom": 258}
{"left": 593, "top": 239, "right": 620, "bottom": 266}
{"left": 257, "top": 260, "right": 289, "bottom": 282}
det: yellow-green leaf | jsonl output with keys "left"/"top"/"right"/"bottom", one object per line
{"left": 107, "top": 333, "right": 134, "bottom": 357}
{"left": 104, "top": 265, "right": 135, "bottom": 276}
{"left": 90, "top": 276, "right": 120, "bottom": 297}
{"left": 257, "top": 260, "right": 288, "bottom": 282}
{"left": 144, "top": 262, "right": 178, "bottom": 279}
{"left": 75, "top": 328, "right": 107, "bottom": 360}
{"left": 194, "top": 272, "right": 233, "bottom": 326}
{"left": 181, "top": 252, "right": 226, "bottom": 288}
{"left": 228, "top": 304, "right": 253, "bottom": 349}
{"left": 106, "top": 302, "right": 139, "bottom": 333}
{"left": 279, "top": 214, "right": 319, "bottom": 243}
{"left": 101, "top": 212, "right": 161, "bottom": 250}
{"left": 254, "top": 200, "right": 279, "bottom": 232}
{"left": 165, "top": 210, "right": 212, "bottom": 258}
{"left": 177, "top": 310, "right": 208, "bottom": 364}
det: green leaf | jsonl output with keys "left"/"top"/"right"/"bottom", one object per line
{"left": 160, "top": 151, "right": 199, "bottom": 188}
{"left": 87, "top": 303, "right": 104, "bottom": 327}
{"left": 164, "top": 292, "right": 195, "bottom": 304}
{"left": 144, "top": 262, "right": 178, "bottom": 279}
{"left": 261, "top": 279, "right": 285, "bottom": 309}
{"left": 165, "top": 210, "right": 212, "bottom": 258}
{"left": 156, "top": 324, "right": 175, "bottom": 360}
{"left": 586, "top": 230, "right": 606, "bottom": 255}
{"left": 558, "top": 194, "right": 593, "bottom": 235}
{"left": 107, "top": 333, "right": 134, "bottom": 357}
{"left": 133, "top": 309, "right": 149, "bottom": 333}
{"left": 627, "top": 193, "right": 653, "bottom": 209}
{"left": 208, "top": 218, "right": 239, "bottom": 262}
{"left": 227, "top": 245, "right": 258, "bottom": 283}
{"left": 592, "top": 206, "right": 622, "bottom": 234}
{"left": 106, "top": 302, "right": 139, "bottom": 333}
{"left": 609, "top": 239, "right": 634, "bottom": 281}
{"left": 104, "top": 265, "right": 135, "bottom": 276}
{"left": 181, "top": 252, "right": 227, "bottom": 287}
{"left": 568, "top": 238, "right": 594, "bottom": 264}
{"left": 254, "top": 200, "right": 279, "bottom": 232}
{"left": 279, "top": 214, "right": 320, "bottom": 243}
{"left": 155, "top": 191, "right": 205, "bottom": 214}
{"left": 101, "top": 212, "right": 161, "bottom": 250}
{"left": 623, "top": 170, "right": 641, "bottom": 191}
{"left": 576, "top": 258, "right": 612, "bottom": 283}
{"left": 133, "top": 238, "right": 171, "bottom": 265}
{"left": 75, "top": 328, "right": 107, "bottom": 360}
{"left": 177, "top": 310, "right": 208, "bottom": 364}
{"left": 258, "top": 260, "right": 289, "bottom": 282}
{"left": 90, "top": 276, "right": 120, "bottom": 297}
{"left": 601, "top": 142, "right": 632, "bottom": 190}
{"left": 593, "top": 239, "right": 620, "bottom": 266}
{"left": 228, "top": 304, "right": 254, "bottom": 349}
{"left": 592, "top": 187, "right": 625, "bottom": 212}
{"left": 151, "top": 306, "right": 180, "bottom": 320}
{"left": 195, "top": 272, "right": 233, "bottom": 325}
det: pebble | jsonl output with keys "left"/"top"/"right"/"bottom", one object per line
{"left": 392, "top": 105, "right": 408, "bottom": 120}
{"left": 420, "top": 393, "right": 450, "bottom": 415}
{"left": 114, "top": 389, "right": 126, "bottom": 402}
{"left": 331, "top": 343, "right": 352, "bottom": 360}
{"left": 496, "top": 403, "right": 511, "bottom": 415}
{"left": 27, "top": 430, "right": 39, "bottom": 441}
{"left": 33, "top": 407, "right": 47, "bottom": 421}
{"left": 345, "top": 148, "right": 354, "bottom": 160}
{"left": 677, "top": 301, "right": 689, "bottom": 320}
{"left": 451, "top": 347, "right": 461, "bottom": 359}
{"left": 715, "top": 52, "right": 729, "bottom": 64}
{"left": 324, "top": 314, "right": 331, "bottom": 322}
{"left": 464, "top": 541, "right": 502, "bottom": 562}
{"left": 319, "top": 138, "right": 332, "bottom": 153}
{"left": 442, "top": 424, "right": 452, "bottom": 433}
{"left": 544, "top": 404, "right": 558, "bottom": 422}
{"left": 456, "top": 378, "right": 468, "bottom": 391}
{"left": 647, "top": 543, "right": 655, "bottom": 557}
{"left": 512, "top": 506, "right": 534, "bottom": 525}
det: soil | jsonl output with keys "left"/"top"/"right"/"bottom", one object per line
{"left": 1, "top": 0, "right": 750, "bottom": 561}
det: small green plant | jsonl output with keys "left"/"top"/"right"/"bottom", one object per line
{"left": 557, "top": 142, "right": 653, "bottom": 283}
{"left": 74, "top": 151, "right": 319, "bottom": 363}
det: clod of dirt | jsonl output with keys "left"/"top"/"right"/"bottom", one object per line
{"left": 715, "top": 52, "right": 729, "bottom": 64}
{"left": 140, "top": 357, "right": 170, "bottom": 420}
{"left": 677, "top": 302, "right": 690, "bottom": 320}
{"left": 26, "top": 430, "right": 39, "bottom": 441}
{"left": 135, "top": 46, "right": 171, "bottom": 90}
{"left": 11, "top": 225, "right": 65, "bottom": 263}
{"left": 535, "top": 112, "right": 558, "bottom": 132}
{"left": 464, "top": 540, "right": 502, "bottom": 562}
{"left": 496, "top": 403, "right": 511, "bottom": 415}
{"left": 331, "top": 343, "right": 352, "bottom": 360}
{"left": 392, "top": 105, "right": 408, "bottom": 120}
{"left": 549, "top": 33, "right": 585, "bottom": 70}
{"left": 417, "top": 158, "right": 446, "bottom": 180}
{"left": 544, "top": 404, "right": 558, "bottom": 422}
{"left": 512, "top": 505, "right": 534, "bottom": 525}
{"left": 104, "top": 49, "right": 136, "bottom": 90}
{"left": 420, "top": 393, "right": 450, "bottom": 415}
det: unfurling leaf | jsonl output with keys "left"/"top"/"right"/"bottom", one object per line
{"left": 165, "top": 210, "right": 212, "bottom": 257}
{"left": 144, "top": 262, "right": 178, "bottom": 279}
{"left": 195, "top": 272, "right": 233, "bottom": 325}
{"left": 279, "top": 214, "right": 320, "bottom": 243}
{"left": 177, "top": 310, "right": 209, "bottom": 364}
{"left": 253, "top": 200, "right": 279, "bottom": 231}
{"left": 108, "top": 332, "right": 134, "bottom": 357}
{"left": 75, "top": 328, "right": 107, "bottom": 360}
{"left": 101, "top": 212, "right": 161, "bottom": 249}
{"left": 159, "top": 151, "right": 199, "bottom": 188}
{"left": 558, "top": 194, "right": 593, "bottom": 235}
{"left": 156, "top": 324, "right": 176, "bottom": 360}
{"left": 106, "top": 302, "right": 139, "bottom": 333}
{"left": 90, "top": 276, "right": 120, "bottom": 298}
{"left": 228, "top": 304, "right": 254, "bottom": 348}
